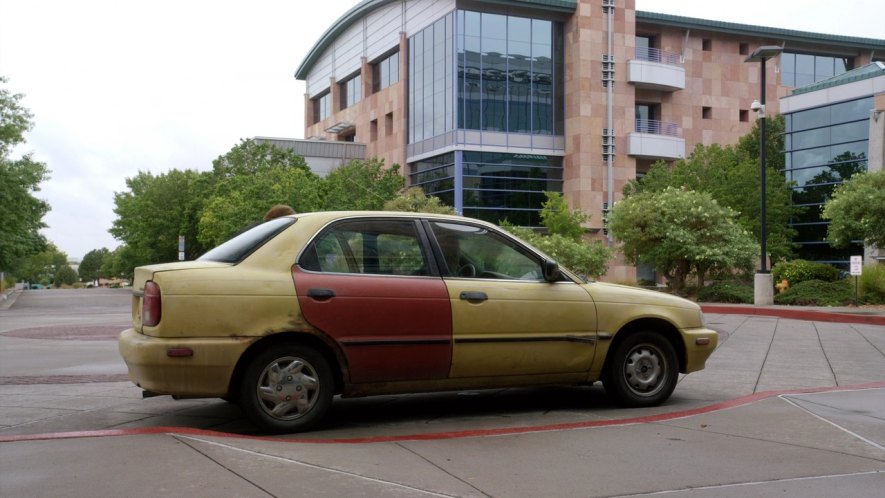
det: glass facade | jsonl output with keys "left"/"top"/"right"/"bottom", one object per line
{"left": 784, "top": 96, "right": 871, "bottom": 267}
{"left": 409, "top": 13, "right": 456, "bottom": 144}
{"left": 408, "top": 10, "right": 565, "bottom": 225}
{"left": 781, "top": 52, "right": 851, "bottom": 87}
{"left": 411, "top": 151, "right": 563, "bottom": 226}
{"left": 456, "top": 11, "right": 563, "bottom": 135}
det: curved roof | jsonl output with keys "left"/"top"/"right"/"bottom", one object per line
{"left": 295, "top": 4, "right": 885, "bottom": 81}
{"left": 293, "top": 0, "right": 578, "bottom": 80}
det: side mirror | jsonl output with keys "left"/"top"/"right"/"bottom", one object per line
{"left": 542, "top": 259, "right": 561, "bottom": 282}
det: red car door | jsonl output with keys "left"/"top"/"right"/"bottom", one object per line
{"left": 292, "top": 218, "right": 452, "bottom": 383}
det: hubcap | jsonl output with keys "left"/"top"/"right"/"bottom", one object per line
{"left": 256, "top": 356, "right": 320, "bottom": 421}
{"left": 623, "top": 345, "right": 666, "bottom": 396}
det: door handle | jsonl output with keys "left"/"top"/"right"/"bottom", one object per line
{"left": 459, "top": 291, "right": 488, "bottom": 302}
{"left": 307, "top": 288, "right": 336, "bottom": 300}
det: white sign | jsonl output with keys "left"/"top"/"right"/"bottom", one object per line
{"left": 850, "top": 255, "right": 863, "bottom": 276}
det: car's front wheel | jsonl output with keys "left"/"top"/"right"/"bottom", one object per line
{"left": 239, "top": 344, "right": 333, "bottom": 433}
{"left": 603, "top": 332, "right": 678, "bottom": 407}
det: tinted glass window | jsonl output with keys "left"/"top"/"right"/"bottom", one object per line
{"left": 300, "top": 220, "right": 428, "bottom": 276}
{"left": 430, "top": 221, "right": 542, "bottom": 280}
{"left": 198, "top": 217, "right": 295, "bottom": 263}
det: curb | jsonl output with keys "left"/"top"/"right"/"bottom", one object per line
{"left": 701, "top": 304, "right": 885, "bottom": 326}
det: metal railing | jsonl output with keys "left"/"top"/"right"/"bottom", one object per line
{"left": 634, "top": 47, "right": 682, "bottom": 66}
{"left": 634, "top": 119, "right": 680, "bottom": 137}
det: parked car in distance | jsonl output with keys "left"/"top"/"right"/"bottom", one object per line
{"left": 119, "top": 211, "right": 718, "bottom": 433}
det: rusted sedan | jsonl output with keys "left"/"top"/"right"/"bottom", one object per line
{"left": 119, "top": 211, "right": 717, "bottom": 433}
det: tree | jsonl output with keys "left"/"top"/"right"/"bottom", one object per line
{"left": 503, "top": 192, "right": 611, "bottom": 279}
{"left": 14, "top": 243, "right": 69, "bottom": 286}
{"left": 110, "top": 169, "right": 207, "bottom": 268}
{"left": 197, "top": 140, "right": 321, "bottom": 247}
{"left": 0, "top": 76, "right": 51, "bottom": 272}
{"left": 608, "top": 187, "right": 757, "bottom": 292}
{"left": 320, "top": 158, "right": 404, "bottom": 210}
{"left": 383, "top": 187, "right": 455, "bottom": 214}
{"left": 79, "top": 248, "right": 111, "bottom": 283}
{"left": 625, "top": 115, "right": 797, "bottom": 262}
{"left": 54, "top": 264, "right": 78, "bottom": 286}
{"left": 822, "top": 169, "right": 885, "bottom": 249}
{"left": 539, "top": 191, "right": 588, "bottom": 241}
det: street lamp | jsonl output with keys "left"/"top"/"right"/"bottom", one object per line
{"left": 745, "top": 45, "right": 783, "bottom": 305}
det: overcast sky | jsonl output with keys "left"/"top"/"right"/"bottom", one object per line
{"left": 1, "top": 0, "right": 883, "bottom": 262}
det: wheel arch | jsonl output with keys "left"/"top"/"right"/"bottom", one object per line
{"left": 603, "top": 318, "right": 687, "bottom": 376}
{"left": 227, "top": 332, "right": 346, "bottom": 399}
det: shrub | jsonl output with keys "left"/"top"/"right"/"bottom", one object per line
{"left": 771, "top": 259, "right": 841, "bottom": 285}
{"left": 774, "top": 279, "right": 852, "bottom": 306}
{"left": 697, "top": 281, "right": 753, "bottom": 303}
{"left": 859, "top": 263, "right": 885, "bottom": 304}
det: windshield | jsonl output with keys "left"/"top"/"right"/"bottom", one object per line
{"left": 198, "top": 217, "right": 296, "bottom": 263}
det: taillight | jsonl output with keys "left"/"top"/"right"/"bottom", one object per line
{"left": 143, "top": 281, "right": 161, "bottom": 327}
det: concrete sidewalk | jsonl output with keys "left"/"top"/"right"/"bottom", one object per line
{"left": 1, "top": 290, "right": 883, "bottom": 497}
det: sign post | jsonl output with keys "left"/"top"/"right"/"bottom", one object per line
{"left": 178, "top": 235, "right": 186, "bottom": 261}
{"left": 849, "top": 255, "right": 862, "bottom": 306}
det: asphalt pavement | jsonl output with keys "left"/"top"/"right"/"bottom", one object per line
{"left": 1, "top": 288, "right": 883, "bottom": 497}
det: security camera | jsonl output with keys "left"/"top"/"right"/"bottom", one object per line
{"left": 750, "top": 100, "right": 763, "bottom": 112}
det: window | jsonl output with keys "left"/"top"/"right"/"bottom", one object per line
{"left": 430, "top": 221, "right": 544, "bottom": 280}
{"left": 784, "top": 96, "right": 872, "bottom": 268}
{"left": 452, "top": 10, "right": 564, "bottom": 136}
{"left": 312, "top": 92, "right": 331, "bottom": 124}
{"left": 739, "top": 43, "right": 749, "bottom": 55}
{"left": 340, "top": 73, "right": 362, "bottom": 109}
{"left": 781, "top": 52, "right": 852, "bottom": 87}
{"left": 702, "top": 107, "right": 712, "bottom": 119}
{"left": 300, "top": 220, "right": 428, "bottom": 276}
{"left": 372, "top": 51, "right": 400, "bottom": 93}
{"left": 199, "top": 218, "right": 295, "bottom": 264}
{"left": 370, "top": 119, "right": 378, "bottom": 141}
{"left": 702, "top": 39, "right": 712, "bottom": 51}
{"left": 740, "top": 109, "right": 749, "bottom": 122}
{"left": 385, "top": 112, "right": 393, "bottom": 135}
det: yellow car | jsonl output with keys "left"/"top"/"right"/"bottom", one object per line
{"left": 119, "top": 211, "right": 717, "bottom": 433}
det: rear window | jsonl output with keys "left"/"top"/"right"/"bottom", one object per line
{"left": 198, "top": 217, "right": 295, "bottom": 263}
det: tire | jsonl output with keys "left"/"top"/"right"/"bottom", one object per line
{"left": 603, "top": 331, "right": 678, "bottom": 407}
{"left": 239, "top": 344, "right": 333, "bottom": 434}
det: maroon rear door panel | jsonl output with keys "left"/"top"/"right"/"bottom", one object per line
{"left": 293, "top": 267, "right": 452, "bottom": 383}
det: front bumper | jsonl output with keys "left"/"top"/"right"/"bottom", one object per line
{"left": 681, "top": 327, "right": 719, "bottom": 373}
{"left": 118, "top": 328, "right": 255, "bottom": 397}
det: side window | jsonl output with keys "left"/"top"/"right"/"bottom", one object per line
{"left": 300, "top": 220, "right": 429, "bottom": 276}
{"left": 430, "top": 222, "right": 543, "bottom": 280}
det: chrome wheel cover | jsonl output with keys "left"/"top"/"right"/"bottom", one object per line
{"left": 256, "top": 356, "right": 321, "bottom": 421}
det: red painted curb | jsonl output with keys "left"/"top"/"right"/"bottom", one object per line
{"left": 2, "top": 382, "right": 883, "bottom": 445}
{"left": 701, "top": 305, "right": 885, "bottom": 326}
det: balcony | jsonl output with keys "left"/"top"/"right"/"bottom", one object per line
{"left": 628, "top": 47, "right": 685, "bottom": 91}
{"left": 628, "top": 119, "right": 685, "bottom": 160}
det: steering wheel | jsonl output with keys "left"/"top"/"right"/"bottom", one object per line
{"left": 457, "top": 264, "right": 477, "bottom": 277}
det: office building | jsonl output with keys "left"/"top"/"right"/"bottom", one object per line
{"left": 294, "top": 0, "right": 885, "bottom": 278}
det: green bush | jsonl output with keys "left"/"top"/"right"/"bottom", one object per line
{"left": 697, "top": 281, "right": 753, "bottom": 303}
{"left": 774, "top": 279, "right": 852, "bottom": 306}
{"left": 859, "top": 263, "right": 885, "bottom": 304}
{"left": 771, "top": 259, "right": 841, "bottom": 285}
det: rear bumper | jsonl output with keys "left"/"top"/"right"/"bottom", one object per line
{"left": 118, "top": 328, "right": 255, "bottom": 397}
{"left": 681, "top": 327, "right": 719, "bottom": 373}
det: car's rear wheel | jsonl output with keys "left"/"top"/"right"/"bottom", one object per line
{"left": 603, "top": 332, "right": 677, "bottom": 407}
{"left": 239, "top": 344, "right": 333, "bottom": 433}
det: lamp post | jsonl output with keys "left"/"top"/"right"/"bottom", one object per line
{"left": 745, "top": 45, "right": 782, "bottom": 305}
